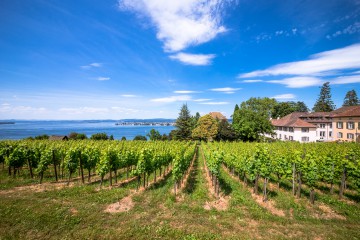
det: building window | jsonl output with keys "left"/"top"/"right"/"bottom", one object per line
{"left": 289, "top": 136, "right": 293, "bottom": 141}
{"left": 347, "top": 122, "right": 354, "bottom": 130}
{"left": 289, "top": 127, "right": 294, "bottom": 132}
{"left": 320, "top": 131, "right": 325, "bottom": 137}
{"left": 337, "top": 132, "right": 343, "bottom": 138}
{"left": 278, "top": 134, "right": 281, "bottom": 139}
{"left": 278, "top": 127, "right": 282, "bottom": 131}
{"left": 329, "top": 131, "right": 332, "bottom": 137}
{"left": 329, "top": 123, "right": 332, "bottom": 129}
{"left": 320, "top": 124, "right": 326, "bottom": 128}
{"left": 347, "top": 133, "right": 354, "bottom": 139}
{"left": 358, "top": 122, "right": 360, "bottom": 129}
{"left": 337, "top": 122, "right": 343, "bottom": 129}
{"left": 284, "top": 127, "right": 288, "bottom": 132}
{"left": 301, "top": 128, "right": 309, "bottom": 133}
{"left": 301, "top": 137, "right": 309, "bottom": 142}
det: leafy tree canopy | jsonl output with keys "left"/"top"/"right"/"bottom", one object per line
{"left": 133, "top": 135, "right": 147, "bottom": 141}
{"left": 192, "top": 114, "right": 218, "bottom": 141}
{"left": 174, "top": 104, "right": 192, "bottom": 140}
{"left": 343, "top": 89, "right": 359, "bottom": 106}
{"left": 312, "top": 82, "right": 336, "bottom": 112}
{"left": 147, "top": 129, "right": 162, "bottom": 141}
{"left": 272, "top": 101, "right": 309, "bottom": 118}
{"left": 90, "top": 133, "right": 109, "bottom": 140}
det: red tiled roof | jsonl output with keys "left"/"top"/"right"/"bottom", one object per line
{"left": 209, "top": 112, "right": 227, "bottom": 120}
{"left": 331, "top": 106, "right": 360, "bottom": 117}
{"left": 272, "top": 112, "right": 317, "bottom": 128}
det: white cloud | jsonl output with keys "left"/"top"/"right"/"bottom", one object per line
{"left": 59, "top": 107, "right": 109, "bottom": 114}
{"left": 81, "top": 62, "right": 102, "bottom": 69}
{"left": 331, "top": 75, "right": 360, "bottom": 85}
{"left": 150, "top": 95, "right": 192, "bottom": 103}
{"left": 272, "top": 94, "right": 296, "bottom": 100}
{"left": 238, "top": 44, "right": 360, "bottom": 78}
{"left": 118, "top": 0, "right": 229, "bottom": 52}
{"left": 268, "top": 77, "right": 323, "bottom": 88}
{"left": 169, "top": 52, "right": 215, "bottom": 65}
{"left": 193, "top": 98, "right": 212, "bottom": 102}
{"left": 241, "top": 79, "right": 263, "bottom": 83}
{"left": 199, "top": 102, "right": 229, "bottom": 105}
{"left": 1, "top": 103, "right": 10, "bottom": 106}
{"left": 174, "top": 90, "right": 200, "bottom": 94}
{"left": 0, "top": 105, "right": 47, "bottom": 114}
{"left": 121, "top": 94, "right": 138, "bottom": 97}
{"left": 97, "top": 77, "right": 110, "bottom": 81}
{"left": 210, "top": 87, "right": 241, "bottom": 94}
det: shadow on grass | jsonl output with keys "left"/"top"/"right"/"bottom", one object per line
{"left": 184, "top": 156, "right": 199, "bottom": 194}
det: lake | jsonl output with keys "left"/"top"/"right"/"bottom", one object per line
{"left": 0, "top": 120, "right": 175, "bottom": 140}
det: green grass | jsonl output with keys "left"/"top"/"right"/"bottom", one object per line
{"left": 0, "top": 148, "right": 359, "bottom": 239}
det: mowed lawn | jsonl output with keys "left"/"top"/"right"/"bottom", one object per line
{"left": 0, "top": 148, "right": 359, "bottom": 240}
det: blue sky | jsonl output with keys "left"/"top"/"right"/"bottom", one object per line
{"left": 0, "top": 0, "right": 360, "bottom": 120}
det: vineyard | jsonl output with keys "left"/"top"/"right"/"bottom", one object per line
{"left": 0, "top": 140, "right": 359, "bottom": 239}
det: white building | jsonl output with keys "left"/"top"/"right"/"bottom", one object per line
{"left": 297, "top": 112, "right": 333, "bottom": 142}
{"left": 271, "top": 113, "right": 317, "bottom": 143}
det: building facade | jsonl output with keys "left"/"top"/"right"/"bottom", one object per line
{"left": 331, "top": 106, "right": 360, "bottom": 142}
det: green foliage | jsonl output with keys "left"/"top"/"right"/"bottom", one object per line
{"left": 343, "top": 89, "right": 359, "bottom": 106}
{"left": 233, "top": 97, "right": 276, "bottom": 141}
{"left": 174, "top": 104, "right": 192, "bottom": 140}
{"left": 133, "top": 135, "right": 147, "bottom": 141}
{"left": 90, "top": 133, "right": 109, "bottom": 140}
{"left": 147, "top": 129, "right": 162, "bottom": 141}
{"left": 192, "top": 114, "right": 218, "bottom": 141}
{"left": 216, "top": 120, "right": 236, "bottom": 141}
{"left": 34, "top": 134, "right": 49, "bottom": 140}
{"left": 69, "top": 132, "right": 88, "bottom": 140}
{"left": 64, "top": 148, "right": 79, "bottom": 175}
{"left": 312, "top": 82, "right": 336, "bottom": 112}
{"left": 272, "top": 101, "right": 309, "bottom": 118}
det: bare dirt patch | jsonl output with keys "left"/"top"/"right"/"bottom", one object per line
{"left": 105, "top": 195, "right": 134, "bottom": 213}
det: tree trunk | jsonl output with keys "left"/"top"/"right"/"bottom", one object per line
{"left": 310, "top": 188, "right": 315, "bottom": 204}
{"left": 137, "top": 176, "right": 140, "bottom": 190}
{"left": 109, "top": 170, "right": 113, "bottom": 186}
{"left": 27, "top": 158, "right": 33, "bottom": 178}
{"left": 126, "top": 166, "right": 129, "bottom": 179}
{"left": 254, "top": 174, "right": 259, "bottom": 194}
{"left": 79, "top": 153, "right": 84, "bottom": 184}
{"left": 114, "top": 170, "right": 118, "bottom": 184}
{"left": 40, "top": 172, "right": 44, "bottom": 184}
{"left": 88, "top": 169, "right": 91, "bottom": 182}
{"left": 339, "top": 167, "right": 346, "bottom": 199}
{"left": 154, "top": 169, "right": 156, "bottom": 182}
{"left": 244, "top": 173, "right": 247, "bottom": 186}
{"left": 296, "top": 172, "right": 302, "bottom": 198}
{"left": 100, "top": 176, "right": 104, "bottom": 188}
{"left": 146, "top": 173, "right": 149, "bottom": 187}
{"left": 330, "top": 182, "right": 334, "bottom": 194}
{"left": 263, "top": 177, "right": 268, "bottom": 202}
{"left": 52, "top": 150, "right": 58, "bottom": 182}
{"left": 8, "top": 166, "right": 11, "bottom": 176}
{"left": 216, "top": 178, "right": 220, "bottom": 198}
{"left": 13, "top": 166, "right": 16, "bottom": 178}
{"left": 174, "top": 181, "right": 177, "bottom": 196}
{"left": 143, "top": 172, "right": 146, "bottom": 188}
{"left": 159, "top": 167, "right": 162, "bottom": 177}
{"left": 292, "top": 163, "right": 296, "bottom": 196}
{"left": 277, "top": 174, "right": 281, "bottom": 190}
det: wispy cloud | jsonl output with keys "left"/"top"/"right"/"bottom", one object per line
{"left": 210, "top": 87, "right": 241, "bottom": 94}
{"left": 241, "top": 79, "right": 263, "bottom": 83}
{"left": 331, "top": 75, "right": 360, "bottom": 85}
{"left": 121, "top": 94, "right": 138, "bottom": 97}
{"left": 272, "top": 93, "right": 296, "bottom": 100}
{"left": 59, "top": 107, "right": 109, "bottom": 114}
{"left": 199, "top": 102, "right": 229, "bottom": 105}
{"left": 97, "top": 77, "right": 110, "bottom": 81}
{"left": 169, "top": 52, "right": 215, "bottom": 65}
{"left": 150, "top": 95, "right": 192, "bottom": 103}
{"left": 268, "top": 77, "right": 323, "bottom": 88}
{"left": 238, "top": 44, "right": 360, "bottom": 78}
{"left": 174, "top": 90, "right": 200, "bottom": 94}
{"left": 118, "top": 0, "right": 229, "bottom": 52}
{"left": 193, "top": 98, "right": 212, "bottom": 102}
{"left": 326, "top": 22, "right": 360, "bottom": 39}
{"left": 81, "top": 62, "right": 102, "bottom": 69}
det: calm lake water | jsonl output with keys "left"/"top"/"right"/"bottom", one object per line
{"left": 0, "top": 120, "right": 175, "bottom": 140}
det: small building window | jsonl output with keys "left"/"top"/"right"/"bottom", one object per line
{"left": 301, "top": 128, "right": 309, "bottom": 133}
{"left": 301, "top": 137, "right": 309, "bottom": 142}
{"left": 283, "top": 127, "right": 288, "bottom": 132}
{"left": 347, "top": 133, "right": 354, "bottom": 139}
{"left": 337, "top": 132, "right": 343, "bottom": 138}
{"left": 337, "top": 122, "right": 343, "bottom": 129}
{"left": 289, "top": 127, "right": 294, "bottom": 132}
{"left": 329, "top": 123, "right": 332, "bottom": 129}
{"left": 320, "top": 124, "right": 326, "bottom": 128}
{"left": 289, "top": 136, "right": 293, "bottom": 141}
{"left": 320, "top": 131, "right": 325, "bottom": 137}
{"left": 329, "top": 131, "right": 332, "bottom": 137}
{"left": 347, "top": 122, "right": 354, "bottom": 130}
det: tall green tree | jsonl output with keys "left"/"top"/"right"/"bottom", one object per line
{"left": 272, "top": 101, "right": 309, "bottom": 118}
{"left": 147, "top": 129, "right": 161, "bottom": 141}
{"left": 232, "top": 97, "right": 276, "bottom": 141}
{"left": 312, "top": 82, "right": 336, "bottom": 112}
{"left": 174, "top": 104, "right": 192, "bottom": 140}
{"left": 216, "top": 120, "right": 236, "bottom": 141}
{"left": 191, "top": 112, "right": 201, "bottom": 130}
{"left": 192, "top": 114, "right": 218, "bottom": 141}
{"left": 343, "top": 89, "right": 359, "bottom": 106}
